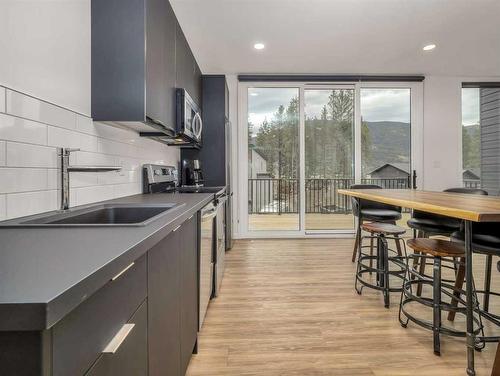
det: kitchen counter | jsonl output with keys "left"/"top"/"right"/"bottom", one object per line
{"left": 0, "top": 192, "right": 213, "bottom": 331}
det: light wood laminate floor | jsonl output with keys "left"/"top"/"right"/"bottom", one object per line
{"left": 187, "top": 239, "right": 499, "bottom": 375}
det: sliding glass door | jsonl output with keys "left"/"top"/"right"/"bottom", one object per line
{"left": 239, "top": 82, "right": 422, "bottom": 237}
{"left": 304, "top": 88, "right": 355, "bottom": 230}
{"left": 247, "top": 87, "right": 300, "bottom": 231}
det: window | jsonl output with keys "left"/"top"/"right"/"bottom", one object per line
{"left": 462, "top": 85, "right": 500, "bottom": 194}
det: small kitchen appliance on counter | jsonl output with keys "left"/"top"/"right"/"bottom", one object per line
{"left": 143, "top": 163, "right": 226, "bottom": 328}
{"left": 181, "top": 159, "right": 204, "bottom": 187}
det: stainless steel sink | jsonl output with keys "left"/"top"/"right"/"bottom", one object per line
{"left": 0, "top": 203, "right": 183, "bottom": 227}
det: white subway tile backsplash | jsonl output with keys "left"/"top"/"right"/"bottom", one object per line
{"left": 73, "top": 185, "right": 115, "bottom": 206}
{"left": 0, "top": 87, "right": 179, "bottom": 220}
{"left": 0, "top": 88, "right": 5, "bottom": 113}
{"left": 118, "top": 157, "right": 141, "bottom": 171}
{"left": 6, "top": 142, "right": 57, "bottom": 168}
{"left": 6, "top": 90, "right": 77, "bottom": 130}
{"left": 97, "top": 170, "right": 138, "bottom": 185}
{"left": 48, "top": 126, "right": 98, "bottom": 152}
{"left": 69, "top": 171, "right": 99, "bottom": 188}
{"left": 92, "top": 122, "right": 139, "bottom": 144}
{"left": 98, "top": 138, "right": 138, "bottom": 157}
{"left": 6, "top": 190, "right": 58, "bottom": 219}
{"left": 113, "top": 182, "right": 142, "bottom": 198}
{"left": 47, "top": 169, "right": 58, "bottom": 190}
{"left": 74, "top": 150, "right": 118, "bottom": 166}
{"left": 0, "top": 113, "right": 47, "bottom": 145}
{"left": 0, "top": 195, "right": 6, "bottom": 220}
{"left": 76, "top": 114, "right": 96, "bottom": 135}
{"left": 0, "top": 141, "right": 5, "bottom": 165}
{"left": 0, "top": 168, "right": 48, "bottom": 194}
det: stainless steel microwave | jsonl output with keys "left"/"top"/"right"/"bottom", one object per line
{"left": 176, "top": 88, "right": 202, "bottom": 145}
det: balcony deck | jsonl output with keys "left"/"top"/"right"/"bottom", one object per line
{"left": 249, "top": 212, "right": 412, "bottom": 231}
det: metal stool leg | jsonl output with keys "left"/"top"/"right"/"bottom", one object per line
{"left": 369, "top": 232, "right": 374, "bottom": 274}
{"left": 352, "top": 218, "right": 362, "bottom": 262}
{"left": 447, "top": 257, "right": 465, "bottom": 322}
{"left": 433, "top": 256, "right": 442, "bottom": 356}
{"left": 382, "top": 235, "right": 390, "bottom": 308}
{"left": 484, "top": 254, "right": 492, "bottom": 313}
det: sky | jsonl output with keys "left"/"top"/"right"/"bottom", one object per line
{"left": 248, "top": 87, "right": 480, "bottom": 131}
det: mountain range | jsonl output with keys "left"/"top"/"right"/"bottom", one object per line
{"left": 364, "top": 121, "right": 410, "bottom": 173}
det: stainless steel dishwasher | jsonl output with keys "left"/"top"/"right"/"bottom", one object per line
{"left": 199, "top": 202, "right": 216, "bottom": 330}
{"left": 213, "top": 194, "right": 227, "bottom": 297}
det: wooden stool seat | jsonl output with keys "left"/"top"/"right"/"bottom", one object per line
{"left": 407, "top": 238, "right": 464, "bottom": 258}
{"left": 362, "top": 222, "right": 406, "bottom": 236}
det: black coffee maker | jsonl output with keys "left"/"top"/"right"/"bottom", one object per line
{"left": 181, "top": 159, "right": 204, "bottom": 186}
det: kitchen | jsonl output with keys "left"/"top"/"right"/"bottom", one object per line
{"left": 0, "top": 1, "right": 499, "bottom": 375}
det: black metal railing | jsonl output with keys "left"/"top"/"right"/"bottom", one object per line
{"left": 248, "top": 177, "right": 410, "bottom": 214}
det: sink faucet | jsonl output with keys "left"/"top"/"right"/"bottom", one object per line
{"left": 58, "top": 148, "right": 122, "bottom": 210}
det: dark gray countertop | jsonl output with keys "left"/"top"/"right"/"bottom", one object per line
{"left": 0, "top": 192, "right": 213, "bottom": 331}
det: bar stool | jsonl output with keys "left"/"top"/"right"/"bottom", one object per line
{"left": 355, "top": 222, "right": 406, "bottom": 308}
{"left": 351, "top": 184, "right": 402, "bottom": 263}
{"left": 399, "top": 238, "right": 483, "bottom": 355}
{"left": 451, "top": 222, "right": 500, "bottom": 342}
{"left": 407, "top": 187, "right": 488, "bottom": 238}
{"left": 407, "top": 187, "right": 488, "bottom": 296}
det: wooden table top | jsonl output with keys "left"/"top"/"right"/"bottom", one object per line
{"left": 338, "top": 189, "right": 500, "bottom": 222}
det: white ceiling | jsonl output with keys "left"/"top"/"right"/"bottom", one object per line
{"left": 170, "top": 0, "right": 500, "bottom": 77}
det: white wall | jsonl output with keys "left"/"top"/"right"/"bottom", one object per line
{"left": 421, "top": 76, "right": 463, "bottom": 190}
{"left": 0, "top": 0, "right": 91, "bottom": 115}
{"left": 422, "top": 75, "right": 500, "bottom": 191}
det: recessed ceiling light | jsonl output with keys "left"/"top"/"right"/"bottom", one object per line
{"left": 254, "top": 43, "right": 265, "bottom": 50}
{"left": 423, "top": 44, "right": 436, "bottom": 51}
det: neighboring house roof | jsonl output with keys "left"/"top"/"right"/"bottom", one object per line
{"left": 251, "top": 146, "right": 268, "bottom": 161}
{"left": 368, "top": 163, "right": 410, "bottom": 175}
{"left": 463, "top": 169, "right": 481, "bottom": 180}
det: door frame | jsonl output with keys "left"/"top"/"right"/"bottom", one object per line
{"left": 236, "top": 81, "right": 423, "bottom": 239}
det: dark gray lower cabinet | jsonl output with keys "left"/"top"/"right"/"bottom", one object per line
{"left": 86, "top": 301, "right": 148, "bottom": 376}
{"left": 180, "top": 215, "right": 199, "bottom": 373}
{"left": 53, "top": 255, "right": 147, "bottom": 376}
{"left": 0, "top": 213, "right": 200, "bottom": 376}
{"left": 148, "top": 226, "right": 181, "bottom": 376}
{"left": 148, "top": 214, "right": 199, "bottom": 376}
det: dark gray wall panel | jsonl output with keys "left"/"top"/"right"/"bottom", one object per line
{"left": 480, "top": 88, "right": 500, "bottom": 195}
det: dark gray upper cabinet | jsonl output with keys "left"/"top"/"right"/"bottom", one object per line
{"left": 91, "top": 0, "right": 145, "bottom": 122}
{"left": 146, "top": 0, "right": 177, "bottom": 130}
{"left": 175, "top": 24, "right": 202, "bottom": 107}
{"left": 91, "top": 0, "right": 202, "bottom": 129}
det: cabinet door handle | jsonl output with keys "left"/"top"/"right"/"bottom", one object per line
{"left": 173, "top": 224, "right": 181, "bottom": 232}
{"left": 102, "top": 323, "right": 135, "bottom": 354}
{"left": 111, "top": 262, "right": 135, "bottom": 281}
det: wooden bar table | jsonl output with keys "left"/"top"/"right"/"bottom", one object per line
{"left": 338, "top": 189, "right": 500, "bottom": 376}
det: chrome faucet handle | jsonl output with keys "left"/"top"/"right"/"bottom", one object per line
{"left": 64, "top": 148, "right": 81, "bottom": 153}
{"left": 57, "top": 147, "right": 81, "bottom": 156}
